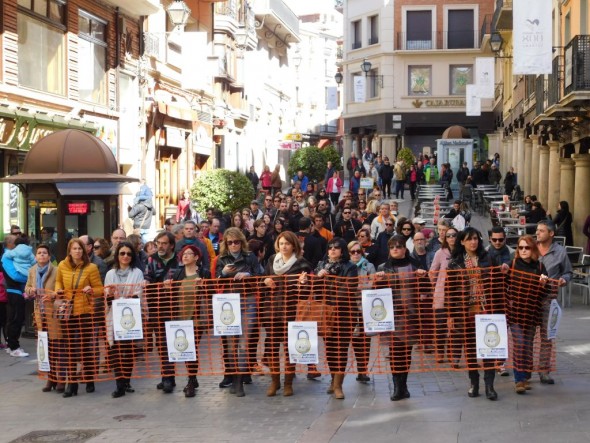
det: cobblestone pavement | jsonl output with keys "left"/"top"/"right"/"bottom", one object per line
{"left": 2, "top": 199, "right": 590, "bottom": 442}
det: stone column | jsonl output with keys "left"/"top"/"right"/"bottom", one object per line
{"left": 379, "top": 134, "right": 397, "bottom": 165}
{"left": 487, "top": 132, "right": 500, "bottom": 161}
{"left": 546, "top": 140, "right": 561, "bottom": 213}
{"left": 515, "top": 129, "right": 525, "bottom": 189}
{"left": 501, "top": 136, "right": 509, "bottom": 177}
{"left": 342, "top": 134, "right": 352, "bottom": 178}
{"left": 511, "top": 135, "right": 518, "bottom": 173}
{"left": 573, "top": 154, "right": 590, "bottom": 247}
{"left": 559, "top": 157, "right": 575, "bottom": 209}
{"left": 538, "top": 144, "right": 550, "bottom": 207}
{"left": 523, "top": 137, "right": 533, "bottom": 195}
{"left": 530, "top": 135, "right": 540, "bottom": 198}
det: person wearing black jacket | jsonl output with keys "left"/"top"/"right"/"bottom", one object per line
{"left": 333, "top": 208, "right": 362, "bottom": 243}
{"left": 315, "top": 238, "right": 358, "bottom": 400}
{"left": 249, "top": 219, "right": 274, "bottom": 266}
{"left": 379, "top": 158, "right": 394, "bottom": 198}
{"left": 375, "top": 235, "right": 423, "bottom": 401}
{"left": 548, "top": 200, "right": 573, "bottom": 246}
{"left": 263, "top": 231, "right": 312, "bottom": 397}
{"left": 298, "top": 217, "right": 326, "bottom": 269}
{"left": 446, "top": 227, "right": 503, "bottom": 401}
{"left": 215, "top": 228, "right": 262, "bottom": 397}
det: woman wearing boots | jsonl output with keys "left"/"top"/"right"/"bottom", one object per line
{"left": 375, "top": 235, "right": 421, "bottom": 401}
{"left": 170, "top": 245, "right": 211, "bottom": 398}
{"left": 263, "top": 231, "right": 312, "bottom": 396}
{"left": 104, "top": 242, "right": 145, "bottom": 398}
{"left": 315, "top": 237, "right": 358, "bottom": 400}
{"left": 55, "top": 238, "right": 103, "bottom": 398}
{"left": 215, "top": 228, "right": 261, "bottom": 397}
{"left": 347, "top": 240, "right": 375, "bottom": 383}
{"left": 25, "top": 244, "right": 62, "bottom": 392}
{"left": 446, "top": 227, "right": 503, "bottom": 401}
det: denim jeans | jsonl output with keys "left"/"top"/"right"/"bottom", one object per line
{"left": 510, "top": 323, "right": 535, "bottom": 382}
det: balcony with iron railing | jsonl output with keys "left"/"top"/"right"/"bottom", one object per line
{"left": 492, "top": 0, "right": 513, "bottom": 31}
{"left": 535, "top": 75, "right": 547, "bottom": 116}
{"left": 547, "top": 55, "right": 563, "bottom": 108}
{"left": 250, "top": 0, "right": 300, "bottom": 43}
{"left": 396, "top": 31, "right": 480, "bottom": 51}
{"left": 564, "top": 35, "right": 590, "bottom": 97}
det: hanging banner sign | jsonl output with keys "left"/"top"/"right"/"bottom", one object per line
{"left": 354, "top": 76, "right": 366, "bottom": 103}
{"left": 212, "top": 293, "right": 242, "bottom": 336}
{"left": 466, "top": 85, "right": 481, "bottom": 116}
{"left": 513, "top": 0, "right": 553, "bottom": 74}
{"left": 547, "top": 299, "right": 562, "bottom": 340}
{"left": 361, "top": 288, "right": 395, "bottom": 333}
{"left": 475, "top": 57, "right": 495, "bottom": 99}
{"left": 37, "top": 331, "right": 50, "bottom": 373}
{"left": 165, "top": 320, "right": 197, "bottom": 362}
{"left": 288, "top": 321, "right": 319, "bottom": 364}
{"left": 475, "top": 314, "right": 509, "bottom": 359}
{"left": 326, "top": 86, "right": 338, "bottom": 110}
{"left": 112, "top": 298, "right": 144, "bottom": 341}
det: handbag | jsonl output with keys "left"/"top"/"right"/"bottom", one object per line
{"left": 296, "top": 294, "right": 334, "bottom": 337}
{"left": 53, "top": 267, "right": 84, "bottom": 321}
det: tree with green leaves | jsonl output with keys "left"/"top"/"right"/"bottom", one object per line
{"left": 396, "top": 147, "right": 416, "bottom": 170}
{"left": 190, "top": 169, "right": 254, "bottom": 215}
{"left": 287, "top": 145, "right": 342, "bottom": 183}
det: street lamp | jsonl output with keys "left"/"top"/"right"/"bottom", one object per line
{"left": 359, "top": 58, "right": 383, "bottom": 88}
{"left": 167, "top": 0, "right": 191, "bottom": 31}
{"left": 334, "top": 71, "right": 343, "bottom": 84}
{"left": 489, "top": 32, "right": 512, "bottom": 59}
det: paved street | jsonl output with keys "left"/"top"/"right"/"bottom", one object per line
{"left": 2, "top": 199, "right": 590, "bottom": 443}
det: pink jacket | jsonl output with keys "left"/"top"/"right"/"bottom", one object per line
{"left": 429, "top": 248, "right": 451, "bottom": 310}
{"left": 326, "top": 177, "right": 343, "bottom": 194}
{"left": 260, "top": 171, "right": 272, "bottom": 188}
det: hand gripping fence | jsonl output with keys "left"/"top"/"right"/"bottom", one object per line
{"left": 33, "top": 267, "right": 558, "bottom": 383}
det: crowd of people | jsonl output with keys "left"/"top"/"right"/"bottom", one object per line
{"left": 0, "top": 151, "right": 582, "bottom": 405}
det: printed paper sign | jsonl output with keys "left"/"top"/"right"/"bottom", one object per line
{"left": 360, "top": 178, "right": 374, "bottom": 189}
{"left": 165, "top": 320, "right": 197, "bottom": 362}
{"left": 112, "top": 298, "right": 143, "bottom": 341}
{"left": 547, "top": 299, "right": 562, "bottom": 340}
{"left": 362, "top": 288, "right": 395, "bottom": 333}
{"left": 475, "top": 314, "right": 508, "bottom": 359}
{"left": 37, "top": 331, "right": 50, "bottom": 372}
{"left": 288, "top": 321, "right": 319, "bottom": 364}
{"left": 212, "top": 293, "right": 242, "bottom": 336}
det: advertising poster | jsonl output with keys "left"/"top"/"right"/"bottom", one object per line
{"left": 212, "top": 293, "right": 242, "bottom": 336}
{"left": 361, "top": 288, "right": 395, "bottom": 333}
{"left": 288, "top": 322, "right": 319, "bottom": 364}
{"left": 547, "top": 299, "right": 562, "bottom": 340}
{"left": 112, "top": 298, "right": 143, "bottom": 341}
{"left": 37, "top": 331, "right": 50, "bottom": 373}
{"left": 165, "top": 320, "right": 197, "bottom": 362}
{"left": 475, "top": 314, "right": 508, "bottom": 359}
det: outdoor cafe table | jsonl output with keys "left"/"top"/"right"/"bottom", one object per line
{"left": 504, "top": 223, "right": 538, "bottom": 235}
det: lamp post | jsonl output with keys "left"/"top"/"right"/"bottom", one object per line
{"left": 489, "top": 32, "right": 512, "bottom": 59}
{"left": 166, "top": 0, "right": 191, "bottom": 31}
{"left": 359, "top": 58, "right": 383, "bottom": 88}
{"left": 334, "top": 71, "right": 343, "bottom": 84}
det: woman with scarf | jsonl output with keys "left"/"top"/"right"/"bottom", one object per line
{"left": 446, "top": 227, "right": 502, "bottom": 400}
{"left": 168, "top": 244, "right": 211, "bottom": 398}
{"left": 55, "top": 238, "right": 103, "bottom": 398}
{"left": 375, "top": 235, "right": 422, "bottom": 401}
{"left": 24, "top": 244, "right": 61, "bottom": 392}
{"left": 315, "top": 237, "right": 358, "bottom": 399}
{"left": 263, "top": 231, "right": 312, "bottom": 396}
{"left": 501, "top": 235, "right": 548, "bottom": 394}
{"left": 215, "top": 228, "right": 261, "bottom": 397}
{"left": 104, "top": 242, "right": 146, "bottom": 398}
{"left": 348, "top": 240, "right": 375, "bottom": 383}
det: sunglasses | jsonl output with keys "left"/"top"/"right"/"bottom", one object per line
{"left": 328, "top": 245, "right": 342, "bottom": 250}
{"left": 350, "top": 249, "right": 362, "bottom": 255}
{"left": 118, "top": 251, "right": 133, "bottom": 257}
{"left": 490, "top": 238, "right": 505, "bottom": 243}
{"left": 446, "top": 233, "right": 457, "bottom": 238}
{"left": 385, "top": 223, "right": 394, "bottom": 226}
{"left": 518, "top": 245, "right": 532, "bottom": 250}
{"left": 226, "top": 240, "right": 241, "bottom": 246}
{"left": 343, "top": 211, "right": 351, "bottom": 214}
{"left": 402, "top": 227, "right": 412, "bottom": 231}
{"left": 93, "top": 245, "right": 101, "bottom": 249}
{"left": 389, "top": 245, "right": 405, "bottom": 250}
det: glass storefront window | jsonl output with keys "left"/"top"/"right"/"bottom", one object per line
{"left": 27, "top": 199, "right": 58, "bottom": 259}
{"left": 65, "top": 199, "right": 105, "bottom": 240}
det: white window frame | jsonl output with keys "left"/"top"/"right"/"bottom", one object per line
{"left": 351, "top": 19, "right": 362, "bottom": 50}
{"left": 368, "top": 14, "right": 379, "bottom": 45}
{"left": 402, "top": 6, "right": 436, "bottom": 50}
{"left": 443, "top": 4, "right": 479, "bottom": 49}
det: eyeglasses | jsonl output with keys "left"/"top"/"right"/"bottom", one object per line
{"left": 446, "top": 233, "right": 457, "bottom": 238}
{"left": 385, "top": 223, "right": 394, "bottom": 226}
{"left": 389, "top": 245, "right": 405, "bottom": 250}
{"left": 328, "top": 245, "right": 342, "bottom": 250}
{"left": 414, "top": 238, "right": 426, "bottom": 242}
{"left": 350, "top": 249, "right": 362, "bottom": 255}
{"left": 518, "top": 245, "right": 532, "bottom": 250}
{"left": 93, "top": 245, "right": 101, "bottom": 249}
{"left": 118, "top": 251, "right": 133, "bottom": 257}
{"left": 490, "top": 238, "right": 505, "bottom": 243}
{"left": 226, "top": 240, "right": 241, "bottom": 246}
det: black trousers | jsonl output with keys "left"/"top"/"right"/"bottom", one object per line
{"left": 7, "top": 292, "right": 26, "bottom": 351}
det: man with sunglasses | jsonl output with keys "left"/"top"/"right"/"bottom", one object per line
{"left": 374, "top": 218, "right": 396, "bottom": 267}
{"left": 485, "top": 226, "right": 514, "bottom": 266}
{"left": 334, "top": 206, "right": 362, "bottom": 243}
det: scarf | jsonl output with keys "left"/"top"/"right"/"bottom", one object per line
{"left": 36, "top": 264, "right": 50, "bottom": 291}
{"left": 464, "top": 253, "right": 486, "bottom": 310}
{"left": 273, "top": 254, "right": 298, "bottom": 275}
{"left": 354, "top": 256, "right": 368, "bottom": 269}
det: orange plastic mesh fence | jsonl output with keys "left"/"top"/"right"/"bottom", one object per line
{"left": 35, "top": 267, "right": 558, "bottom": 382}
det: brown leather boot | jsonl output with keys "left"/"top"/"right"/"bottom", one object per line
{"left": 326, "top": 374, "right": 335, "bottom": 394}
{"left": 266, "top": 374, "right": 281, "bottom": 397}
{"left": 333, "top": 373, "right": 345, "bottom": 399}
{"left": 283, "top": 373, "right": 294, "bottom": 397}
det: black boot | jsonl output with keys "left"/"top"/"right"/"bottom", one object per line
{"left": 63, "top": 383, "right": 78, "bottom": 398}
{"left": 42, "top": 381, "right": 57, "bottom": 392}
{"left": 232, "top": 375, "right": 245, "bottom": 397}
{"left": 219, "top": 375, "right": 233, "bottom": 388}
{"left": 184, "top": 376, "right": 197, "bottom": 398}
{"left": 390, "top": 374, "right": 404, "bottom": 401}
{"left": 112, "top": 380, "right": 126, "bottom": 398}
{"left": 85, "top": 382, "right": 95, "bottom": 393}
{"left": 484, "top": 369, "right": 497, "bottom": 401}
{"left": 468, "top": 370, "right": 480, "bottom": 398}
{"left": 401, "top": 373, "right": 411, "bottom": 399}
{"left": 162, "top": 377, "right": 175, "bottom": 393}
